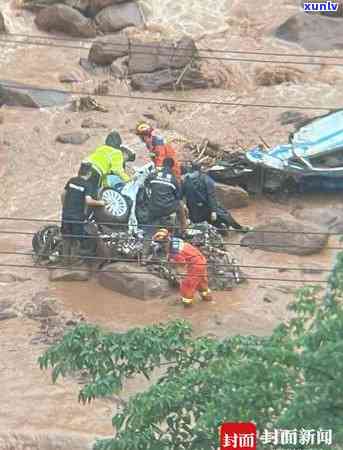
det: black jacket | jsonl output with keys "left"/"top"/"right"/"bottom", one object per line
{"left": 181, "top": 171, "right": 217, "bottom": 216}
{"left": 149, "top": 168, "right": 180, "bottom": 218}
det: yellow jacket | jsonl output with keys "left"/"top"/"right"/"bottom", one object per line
{"left": 84, "top": 145, "right": 131, "bottom": 183}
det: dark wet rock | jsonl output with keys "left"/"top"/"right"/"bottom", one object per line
{"left": 301, "top": 0, "right": 343, "bottom": 17}
{"left": 98, "top": 262, "right": 171, "bottom": 300}
{"left": 131, "top": 67, "right": 209, "bottom": 92}
{"left": 49, "top": 267, "right": 91, "bottom": 281}
{"left": 293, "top": 207, "right": 343, "bottom": 233}
{"left": 279, "top": 111, "right": 309, "bottom": 126}
{"left": 56, "top": 131, "right": 90, "bottom": 144}
{"left": 94, "top": 2, "right": 143, "bottom": 33}
{"left": 128, "top": 36, "right": 197, "bottom": 75}
{"left": 0, "top": 80, "right": 71, "bottom": 108}
{"left": 241, "top": 217, "right": 328, "bottom": 255}
{"left": 0, "top": 272, "right": 30, "bottom": 283}
{"left": 88, "top": 33, "right": 129, "bottom": 65}
{"left": 0, "top": 311, "right": 17, "bottom": 321}
{"left": 215, "top": 184, "right": 249, "bottom": 209}
{"left": 0, "top": 11, "right": 7, "bottom": 33}
{"left": 86, "top": 0, "right": 131, "bottom": 17}
{"left": 35, "top": 4, "right": 96, "bottom": 37}
{"left": 81, "top": 117, "right": 108, "bottom": 128}
{"left": 274, "top": 13, "right": 343, "bottom": 51}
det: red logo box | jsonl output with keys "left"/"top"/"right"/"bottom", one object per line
{"left": 220, "top": 423, "right": 256, "bottom": 450}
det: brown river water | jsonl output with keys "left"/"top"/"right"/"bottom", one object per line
{"left": 1, "top": 0, "right": 343, "bottom": 447}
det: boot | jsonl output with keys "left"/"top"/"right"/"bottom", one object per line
{"left": 200, "top": 289, "right": 213, "bottom": 302}
{"left": 181, "top": 297, "right": 194, "bottom": 307}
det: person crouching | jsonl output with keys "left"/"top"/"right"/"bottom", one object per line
{"left": 152, "top": 228, "right": 213, "bottom": 306}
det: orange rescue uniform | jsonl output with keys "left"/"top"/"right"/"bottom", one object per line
{"left": 169, "top": 238, "right": 210, "bottom": 302}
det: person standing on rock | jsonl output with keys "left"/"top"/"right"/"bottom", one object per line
{"left": 135, "top": 122, "right": 182, "bottom": 181}
{"left": 61, "top": 162, "right": 105, "bottom": 263}
{"left": 181, "top": 163, "right": 249, "bottom": 233}
{"left": 83, "top": 131, "right": 136, "bottom": 193}
{"left": 152, "top": 228, "right": 213, "bottom": 307}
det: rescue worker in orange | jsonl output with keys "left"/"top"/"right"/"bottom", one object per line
{"left": 135, "top": 122, "right": 182, "bottom": 181}
{"left": 152, "top": 228, "right": 213, "bottom": 306}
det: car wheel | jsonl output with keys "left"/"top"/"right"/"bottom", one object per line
{"left": 95, "top": 188, "right": 131, "bottom": 225}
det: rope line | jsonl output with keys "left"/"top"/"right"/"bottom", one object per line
{"left": 2, "top": 37, "right": 343, "bottom": 67}
{"left": 0, "top": 81, "right": 336, "bottom": 111}
{"left": 4, "top": 32, "right": 343, "bottom": 61}
{"left": 0, "top": 217, "right": 342, "bottom": 236}
{"left": 0, "top": 250, "right": 332, "bottom": 273}
{"left": 0, "top": 262, "right": 328, "bottom": 284}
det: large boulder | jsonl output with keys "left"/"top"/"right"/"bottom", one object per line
{"left": 215, "top": 184, "right": 249, "bottom": 209}
{"left": 131, "top": 67, "right": 209, "bottom": 92}
{"left": 35, "top": 4, "right": 97, "bottom": 37}
{"left": 241, "top": 217, "right": 328, "bottom": 255}
{"left": 94, "top": 2, "right": 143, "bottom": 33}
{"left": 0, "top": 80, "right": 71, "bottom": 108}
{"left": 87, "top": 0, "right": 130, "bottom": 17}
{"left": 0, "top": 11, "right": 7, "bottom": 33}
{"left": 128, "top": 36, "right": 197, "bottom": 75}
{"left": 293, "top": 208, "right": 343, "bottom": 233}
{"left": 274, "top": 12, "right": 343, "bottom": 51}
{"left": 98, "top": 263, "right": 172, "bottom": 300}
{"left": 88, "top": 34, "right": 129, "bottom": 65}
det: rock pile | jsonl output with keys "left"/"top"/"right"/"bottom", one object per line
{"left": 87, "top": 34, "right": 210, "bottom": 92}
{"left": 22, "top": 0, "right": 144, "bottom": 36}
{"left": 274, "top": 12, "right": 343, "bottom": 51}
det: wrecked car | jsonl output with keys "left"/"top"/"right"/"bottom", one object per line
{"left": 206, "top": 110, "right": 343, "bottom": 193}
{"left": 245, "top": 109, "right": 343, "bottom": 192}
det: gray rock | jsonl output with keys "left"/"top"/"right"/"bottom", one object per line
{"left": 131, "top": 67, "right": 209, "bottom": 92}
{"left": 274, "top": 12, "right": 343, "bottom": 51}
{"left": 95, "top": 2, "right": 143, "bottom": 33}
{"left": 215, "top": 184, "right": 249, "bottom": 209}
{"left": 66, "top": 0, "right": 131, "bottom": 17}
{"left": 35, "top": 4, "right": 97, "bottom": 37}
{"left": 0, "top": 11, "right": 7, "bottom": 33}
{"left": 81, "top": 117, "right": 108, "bottom": 128}
{"left": 128, "top": 36, "right": 197, "bottom": 75}
{"left": 56, "top": 131, "right": 90, "bottom": 144}
{"left": 0, "top": 80, "right": 71, "bottom": 108}
{"left": 0, "top": 311, "right": 17, "bottom": 321}
{"left": 241, "top": 217, "right": 328, "bottom": 255}
{"left": 279, "top": 111, "right": 309, "bottom": 126}
{"left": 293, "top": 208, "right": 343, "bottom": 233}
{"left": 88, "top": 34, "right": 129, "bottom": 65}
{"left": 49, "top": 267, "right": 91, "bottom": 281}
{"left": 98, "top": 262, "right": 172, "bottom": 300}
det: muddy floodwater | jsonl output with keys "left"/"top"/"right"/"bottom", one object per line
{"left": 1, "top": 0, "right": 343, "bottom": 446}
